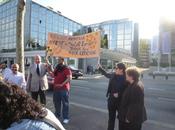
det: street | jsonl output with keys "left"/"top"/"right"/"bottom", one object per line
{"left": 46, "top": 75, "right": 175, "bottom": 130}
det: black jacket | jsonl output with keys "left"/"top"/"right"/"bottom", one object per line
{"left": 118, "top": 81, "right": 147, "bottom": 124}
{"left": 99, "top": 67, "right": 126, "bottom": 98}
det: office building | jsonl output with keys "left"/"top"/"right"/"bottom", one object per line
{"left": 0, "top": 0, "right": 136, "bottom": 72}
{"left": 159, "top": 18, "right": 175, "bottom": 66}
{"left": 139, "top": 39, "right": 150, "bottom": 68}
{"left": 86, "top": 19, "right": 139, "bottom": 58}
{"left": 0, "top": 0, "right": 82, "bottom": 66}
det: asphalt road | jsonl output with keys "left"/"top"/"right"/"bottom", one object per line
{"left": 46, "top": 75, "right": 175, "bottom": 130}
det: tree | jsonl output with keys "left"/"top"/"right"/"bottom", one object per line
{"left": 101, "top": 34, "right": 108, "bottom": 48}
{"left": 87, "top": 27, "right": 92, "bottom": 33}
{"left": 26, "top": 38, "right": 36, "bottom": 48}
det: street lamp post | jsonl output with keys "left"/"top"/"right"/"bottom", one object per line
{"left": 16, "top": 0, "right": 25, "bottom": 73}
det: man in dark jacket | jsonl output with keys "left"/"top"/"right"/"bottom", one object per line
{"left": 118, "top": 67, "right": 147, "bottom": 130}
{"left": 98, "top": 63, "right": 126, "bottom": 130}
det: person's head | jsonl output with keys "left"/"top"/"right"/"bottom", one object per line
{"left": 0, "top": 81, "right": 47, "bottom": 129}
{"left": 57, "top": 57, "right": 64, "bottom": 65}
{"left": 34, "top": 55, "right": 41, "bottom": 64}
{"left": 126, "top": 67, "right": 140, "bottom": 84}
{"left": 0, "top": 62, "right": 7, "bottom": 69}
{"left": 11, "top": 64, "right": 19, "bottom": 74}
{"left": 115, "top": 62, "right": 126, "bottom": 75}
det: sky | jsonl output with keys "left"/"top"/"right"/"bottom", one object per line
{"left": 34, "top": 0, "right": 175, "bottom": 38}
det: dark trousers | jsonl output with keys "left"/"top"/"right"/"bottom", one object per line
{"left": 53, "top": 90, "right": 69, "bottom": 120}
{"left": 107, "top": 96, "right": 120, "bottom": 130}
{"left": 119, "top": 121, "right": 142, "bottom": 130}
{"left": 31, "top": 89, "right": 46, "bottom": 105}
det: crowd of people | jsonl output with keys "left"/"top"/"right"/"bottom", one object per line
{"left": 0, "top": 55, "right": 147, "bottom": 130}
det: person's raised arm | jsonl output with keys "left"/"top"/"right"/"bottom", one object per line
{"left": 97, "top": 64, "right": 113, "bottom": 79}
{"left": 45, "top": 58, "right": 54, "bottom": 76}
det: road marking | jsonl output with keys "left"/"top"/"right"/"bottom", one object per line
{"left": 158, "top": 97, "right": 175, "bottom": 102}
{"left": 71, "top": 80, "right": 89, "bottom": 83}
{"left": 146, "top": 88, "right": 165, "bottom": 91}
{"left": 72, "top": 85, "right": 91, "bottom": 90}
{"left": 147, "top": 120, "right": 175, "bottom": 129}
{"left": 70, "top": 102, "right": 175, "bottom": 129}
{"left": 70, "top": 102, "right": 107, "bottom": 113}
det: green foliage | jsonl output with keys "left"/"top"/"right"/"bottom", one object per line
{"left": 73, "top": 32, "right": 82, "bottom": 36}
{"left": 101, "top": 34, "right": 108, "bottom": 48}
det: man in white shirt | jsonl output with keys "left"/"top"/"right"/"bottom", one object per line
{"left": 0, "top": 62, "right": 12, "bottom": 80}
{"left": 5, "top": 63, "right": 26, "bottom": 91}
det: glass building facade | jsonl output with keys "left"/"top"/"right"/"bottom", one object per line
{"left": 0, "top": 0, "right": 17, "bottom": 50}
{"left": 0, "top": 0, "right": 82, "bottom": 50}
{"left": 0, "top": 0, "right": 137, "bottom": 70}
{"left": 87, "top": 19, "right": 136, "bottom": 54}
{"left": 26, "top": 0, "right": 82, "bottom": 48}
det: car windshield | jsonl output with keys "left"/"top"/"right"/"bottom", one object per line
{"left": 69, "top": 66, "right": 77, "bottom": 70}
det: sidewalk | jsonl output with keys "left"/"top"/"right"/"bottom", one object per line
{"left": 141, "top": 73, "right": 175, "bottom": 81}
{"left": 46, "top": 96, "right": 108, "bottom": 130}
{"left": 80, "top": 74, "right": 104, "bottom": 80}
{"left": 64, "top": 105, "right": 108, "bottom": 130}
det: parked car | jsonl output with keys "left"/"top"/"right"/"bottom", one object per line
{"left": 47, "top": 66, "right": 83, "bottom": 89}
{"left": 69, "top": 66, "right": 83, "bottom": 79}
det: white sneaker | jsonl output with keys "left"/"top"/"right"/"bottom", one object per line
{"left": 63, "top": 119, "right": 69, "bottom": 124}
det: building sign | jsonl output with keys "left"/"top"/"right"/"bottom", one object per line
{"left": 0, "top": 0, "right": 10, "bottom": 5}
{"left": 47, "top": 31, "right": 101, "bottom": 58}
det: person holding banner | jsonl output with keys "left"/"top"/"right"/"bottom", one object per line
{"left": 47, "top": 57, "right": 72, "bottom": 124}
{"left": 98, "top": 63, "right": 127, "bottom": 130}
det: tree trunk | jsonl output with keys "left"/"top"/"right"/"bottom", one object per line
{"left": 16, "top": 0, "right": 25, "bottom": 73}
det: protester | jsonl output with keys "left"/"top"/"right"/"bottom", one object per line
{"left": 118, "top": 67, "right": 147, "bottom": 130}
{"left": 0, "top": 81, "right": 65, "bottom": 130}
{"left": 47, "top": 57, "right": 72, "bottom": 124}
{"left": 26, "top": 55, "right": 48, "bottom": 105}
{"left": 98, "top": 63, "right": 127, "bottom": 130}
{"left": 4, "top": 63, "right": 26, "bottom": 91}
{"left": 87, "top": 65, "right": 90, "bottom": 74}
{"left": 0, "top": 61, "right": 12, "bottom": 80}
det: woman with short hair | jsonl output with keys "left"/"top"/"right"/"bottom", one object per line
{"left": 98, "top": 62, "right": 127, "bottom": 130}
{"left": 118, "top": 67, "right": 147, "bottom": 130}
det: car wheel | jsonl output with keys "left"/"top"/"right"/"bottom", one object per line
{"left": 74, "top": 76, "right": 78, "bottom": 79}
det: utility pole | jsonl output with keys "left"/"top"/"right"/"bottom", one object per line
{"left": 16, "top": 0, "right": 25, "bottom": 73}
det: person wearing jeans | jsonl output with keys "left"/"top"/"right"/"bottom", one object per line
{"left": 47, "top": 57, "right": 72, "bottom": 124}
{"left": 53, "top": 90, "right": 69, "bottom": 120}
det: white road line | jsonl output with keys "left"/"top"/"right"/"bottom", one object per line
{"left": 70, "top": 102, "right": 107, "bottom": 113}
{"left": 158, "top": 97, "right": 175, "bottom": 102}
{"left": 70, "top": 102, "right": 175, "bottom": 129}
{"left": 147, "top": 120, "right": 175, "bottom": 129}
{"left": 72, "top": 85, "right": 91, "bottom": 90}
{"left": 71, "top": 80, "right": 89, "bottom": 83}
{"left": 146, "top": 88, "right": 165, "bottom": 91}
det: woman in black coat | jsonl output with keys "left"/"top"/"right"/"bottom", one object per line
{"left": 118, "top": 67, "right": 147, "bottom": 130}
{"left": 98, "top": 63, "right": 127, "bottom": 130}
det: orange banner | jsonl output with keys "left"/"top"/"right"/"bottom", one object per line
{"left": 47, "top": 32, "right": 101, "bottom": 58}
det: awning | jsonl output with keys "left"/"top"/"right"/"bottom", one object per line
{"left": 100, "top": 48, "right": 136, "bottom": 64}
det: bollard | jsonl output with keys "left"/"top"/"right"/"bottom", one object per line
{"left": 141, "top": 73, "right": 143, "bottom": 78}
{"left": 153, "top": 74, "right": 155, "bottom": 79}
{"left": 165, "top": 75, "right": 168, "bottom": 80}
